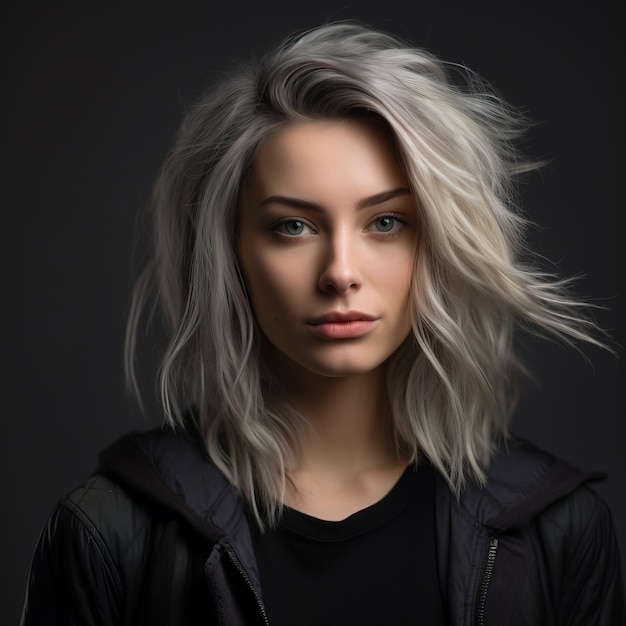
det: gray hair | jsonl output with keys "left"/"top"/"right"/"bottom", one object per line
{"left": 126, "top": 22, "right": 601, "bottom": 526}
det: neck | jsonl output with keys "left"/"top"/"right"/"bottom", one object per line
{"left": 270, "top": 358, "right": 402, "bottom": 479}
{"left": 262, "top": 346, "right": 412, "bottom": 519}
{"left": 268, "top": 357, "right": 410, "bottom": 520}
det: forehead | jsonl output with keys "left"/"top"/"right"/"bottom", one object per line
{"left": 247, "top": 119, "right": 408, "bottom": 199}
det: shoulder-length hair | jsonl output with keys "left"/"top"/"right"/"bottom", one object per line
{"left": 126, "top": 22, "right": 600, "bottom": 526}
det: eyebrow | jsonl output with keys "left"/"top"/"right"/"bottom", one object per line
{"left": 258, "top": 187, "right": 412, "bottom": 211}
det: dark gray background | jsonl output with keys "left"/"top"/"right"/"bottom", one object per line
{"left": 2, "top": 1, "right": 624, "bottom": 622}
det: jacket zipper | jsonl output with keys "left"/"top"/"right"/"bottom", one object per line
{"left": 475, "top": 536, "right": 499, "bottom": 626}
{"left": 224, "top": 544, "right": 270, "bottom": 626}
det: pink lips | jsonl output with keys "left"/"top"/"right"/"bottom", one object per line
{"left": 307, "top": 311, "right": 380, "bottom": 339}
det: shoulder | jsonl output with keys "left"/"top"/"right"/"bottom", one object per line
{"left": 521, "top": 481, "right": 625, "bottom": 623}
{"left": 21, "top": 473, "right": 154, "bottom": 625}
{"left": 47, "top": 472, "right": 157, "bottom": 597}
{"left": 536, "top": 480, "right": 612, "bottom": 539}
{"left": 59, "top": 472, "right": 154, "bottom": 560}
{"left": 472, "top": 438, "right": 625, "bottom": 623}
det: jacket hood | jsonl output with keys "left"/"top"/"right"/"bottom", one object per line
{"left": 98, "top": 427, "right": 260, "bottom": 579}
{"left": 98, "top": 427, "right": 267, "bottom": 625}
{"left": 98, "top": 427, "right": 604, "bottom": 538}
{"left": 459, "top": 437, "right": 605, "bottom": 533}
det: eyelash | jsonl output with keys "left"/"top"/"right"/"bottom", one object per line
{"left": 270, "top": 212, "right": 409, "bottom": 240}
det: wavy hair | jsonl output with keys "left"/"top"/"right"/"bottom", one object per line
{"left": 126, "top": 22, "right": 601, "bottom": 526}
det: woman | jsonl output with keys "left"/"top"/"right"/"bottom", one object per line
{"left": 21, "top": 22, "right": 624, "bottom": 625}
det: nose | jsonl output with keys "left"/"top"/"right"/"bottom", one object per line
{"left": 318, "top": 229, "right": 362, "bottom": 295}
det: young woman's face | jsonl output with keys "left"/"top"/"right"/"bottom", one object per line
{"left": 238, "top": 119, "right": 417, "bottom": 379}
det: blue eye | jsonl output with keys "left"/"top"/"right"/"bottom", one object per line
{"left": 367, "top": 214, "right": 406, "bottom": 234}
{"left": 374, "top": 216, "right": 395, "bottom": 232}
{"left": 284, "top": 220, "right": 305, "bottom": 235}
{"left": 273, "top": 219, "right": 314, "bottom": 237}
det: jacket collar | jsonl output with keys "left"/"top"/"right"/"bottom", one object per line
{"left": 457, "top": 436, "right": 605, "bottom": 532}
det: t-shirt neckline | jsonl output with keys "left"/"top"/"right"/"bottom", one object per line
{"left": 279, "top": 463, "right": 433, "bottom": 542}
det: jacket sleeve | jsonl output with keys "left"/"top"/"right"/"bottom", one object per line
{"left": 20, "top": 501, "right": 123, "bottom": 626}
{"left": 560, "top": 493, "right": 626, "bottom": 626}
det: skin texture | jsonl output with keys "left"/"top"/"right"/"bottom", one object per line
{"left": 238, "top": 119, "right": 417, "bottom": 519}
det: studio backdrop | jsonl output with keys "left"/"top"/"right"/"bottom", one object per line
{"left": 2, "top": 2, "right": 623, "bottom": 623}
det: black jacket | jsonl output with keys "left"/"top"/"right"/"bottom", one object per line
{"left": 20, "top": 427, "right": 625, "bottom": 625}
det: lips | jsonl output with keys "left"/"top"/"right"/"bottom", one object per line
{"left": 308, "top": 311, "right": 379, "bottom": 324}
{"left": 307, "top": 311, "right": 380, "bottom": 339}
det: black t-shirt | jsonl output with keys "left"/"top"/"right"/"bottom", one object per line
{"left": 250, "top": 462, "right": 447, "bottom": 625}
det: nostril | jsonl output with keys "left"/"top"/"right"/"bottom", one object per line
{"left": 318, "top": 272, "right": 360, "bottom": 295}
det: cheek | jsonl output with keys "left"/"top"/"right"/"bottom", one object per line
{"left": 371, "top": 250, "right": 414, "bottom": 300}
{"left": 243, "top": 252, "right": 306, "bottom": 320}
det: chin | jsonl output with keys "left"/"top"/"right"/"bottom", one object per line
{"left": 296, "top": 354, "right": 390, "bottom": 379}
{"left": 263, "top": 335, "right": 407, "bottom": 381}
